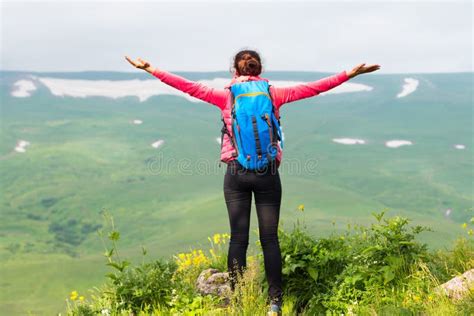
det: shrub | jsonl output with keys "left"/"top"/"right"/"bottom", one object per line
{"left": 108, "top": 259, "right": 178, "bottom": 313}
{"left": 278, "top": 220, "right": 348, "bottom": 313}
{"left": 65, "top": 208, "right": 474, "bottom": 315}
{"left": 279, "top": 211, "right": 432, "bottom": 313}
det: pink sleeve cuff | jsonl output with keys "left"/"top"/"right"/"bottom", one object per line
{"left": 338, "top": 70, "right": 350, "bottom": 82}
{"left": 151, "top": 68, "right": 162, "bottom": 78}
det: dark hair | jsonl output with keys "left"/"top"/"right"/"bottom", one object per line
{"left": 231, "top": 49, "right": 263, "bottom": 76}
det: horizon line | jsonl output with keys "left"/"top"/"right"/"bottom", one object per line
{"left": 1, "top": 69, "right": 473, "bottom": 75}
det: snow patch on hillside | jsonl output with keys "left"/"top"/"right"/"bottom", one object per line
{"left": 396, "top": 78, "right": 419, "bottom": 98}
{"left": 11, "top": 80, "right": 37, "bottom": 97}
{"left": 385, "top": 140, "right": 413, "bottom": 148}
{"left": 332, "top": 138, "right": 366, "bottom": 145}
{"left": 14, "top": 140, "right": 31, "bottom": 153}
{"left": 151, "top": 140, "right": 164, "bottom": 149}
{"left": 35, "top": 76, "right": 374, "bottom": 102}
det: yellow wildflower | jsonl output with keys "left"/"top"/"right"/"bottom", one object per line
{"left": 468, "top": 229, "right": 473, "bottom": 236}
{"left": 213, "top": 234, "right": 221, "bottom": 245}
{"left": 79, "top": 296, "right": 85, "bottom": 302}
{"left": 413, "top": 295, "right": 421, "bottom": 302}
{"left": 462, "top": 223, "right": 468, "bottom": 229}
{"left": 297, "top": 204, "right": 305, "bottom": 212}
{"left": 70, "top": 290, "right": 78, "bottom": 301}
{"left": 175, "top": 248, "right": 211, "bottom": 272}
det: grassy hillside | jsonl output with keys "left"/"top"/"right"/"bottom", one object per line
{"left": 0, "top": 70, "right": 472, "bottom": 314}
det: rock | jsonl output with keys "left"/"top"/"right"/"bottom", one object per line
{"left": 196, "top": 268, "right": 232, "bottom": 298}
{"left": 437, "top": 269, "right": 474, "bottom": 301}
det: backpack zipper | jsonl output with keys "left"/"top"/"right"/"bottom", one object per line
{"left": 232, "top": 92, "right": 271, "bottom": 106}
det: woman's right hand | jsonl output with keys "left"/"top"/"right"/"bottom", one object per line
{"left": 346, "top": 63, "right": 380, "bottom": 79}
{"left": 125, "top": 55, "right": 155, "bottom": 73}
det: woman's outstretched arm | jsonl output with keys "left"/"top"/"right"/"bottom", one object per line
{"left": 272, "top": 63, "right": 380, "bottom": 109}
{"left": 125, "top": 56, "right": 227, "bottom": 109}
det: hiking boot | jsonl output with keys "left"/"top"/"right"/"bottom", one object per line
{"left": 267, "top": 304, "right": 282, "bottom": 316}
{"left": 267, "top": 302, "right": 282, "bottom": 316}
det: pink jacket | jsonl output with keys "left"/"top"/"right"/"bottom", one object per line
{"left": 151, "top": 68, "right": 350, "bottom": 167}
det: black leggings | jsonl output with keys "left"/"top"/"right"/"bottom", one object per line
{"left": 223, "top": 160, "right": 283, "bottom": 305}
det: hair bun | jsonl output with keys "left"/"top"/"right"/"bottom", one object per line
{"left": 247, "top": 60, "right": 257, "bottom": 68}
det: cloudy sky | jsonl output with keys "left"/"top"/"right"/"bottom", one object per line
{"left": 1, "top": 0, "right": 472, "bottom": 73}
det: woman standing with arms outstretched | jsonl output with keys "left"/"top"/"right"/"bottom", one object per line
{"left": 126, "top": 50, "right": 380, "bottom": 315}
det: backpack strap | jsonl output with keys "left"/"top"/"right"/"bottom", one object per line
{"left": 251, "top": 116, "right": 263, "bottom": 159}
{"left": 228, "top": 86, "right": 236, "bottom": 112}
{"left": 219, "top": 87, "right": 238, "bottom": 158}
{"left": 267, "top": 83, "right": 279, "bottom": 120}
{"left": 267, "top": 83, "right": 284, "bottom": 148}
{"left": 220, "top": 116, "right": 237, "bottom": 155}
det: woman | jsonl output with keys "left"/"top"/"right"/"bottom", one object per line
{"left": 125, "top": 50, "right": 380, "bottom": 315}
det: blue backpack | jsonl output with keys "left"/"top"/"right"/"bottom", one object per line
{"left": 222, "top": 80, "right": 284, "bottom": 170}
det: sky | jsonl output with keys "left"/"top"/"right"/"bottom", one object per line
{"left": 0, "top": 0, "right": 472, "bottom": 74}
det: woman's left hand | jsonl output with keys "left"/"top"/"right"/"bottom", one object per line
{"left": 125, "top": 55, "right": 155, "bottom": 73}
{"left": 346, "top": 63, "right": 381, "bottom": 79}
